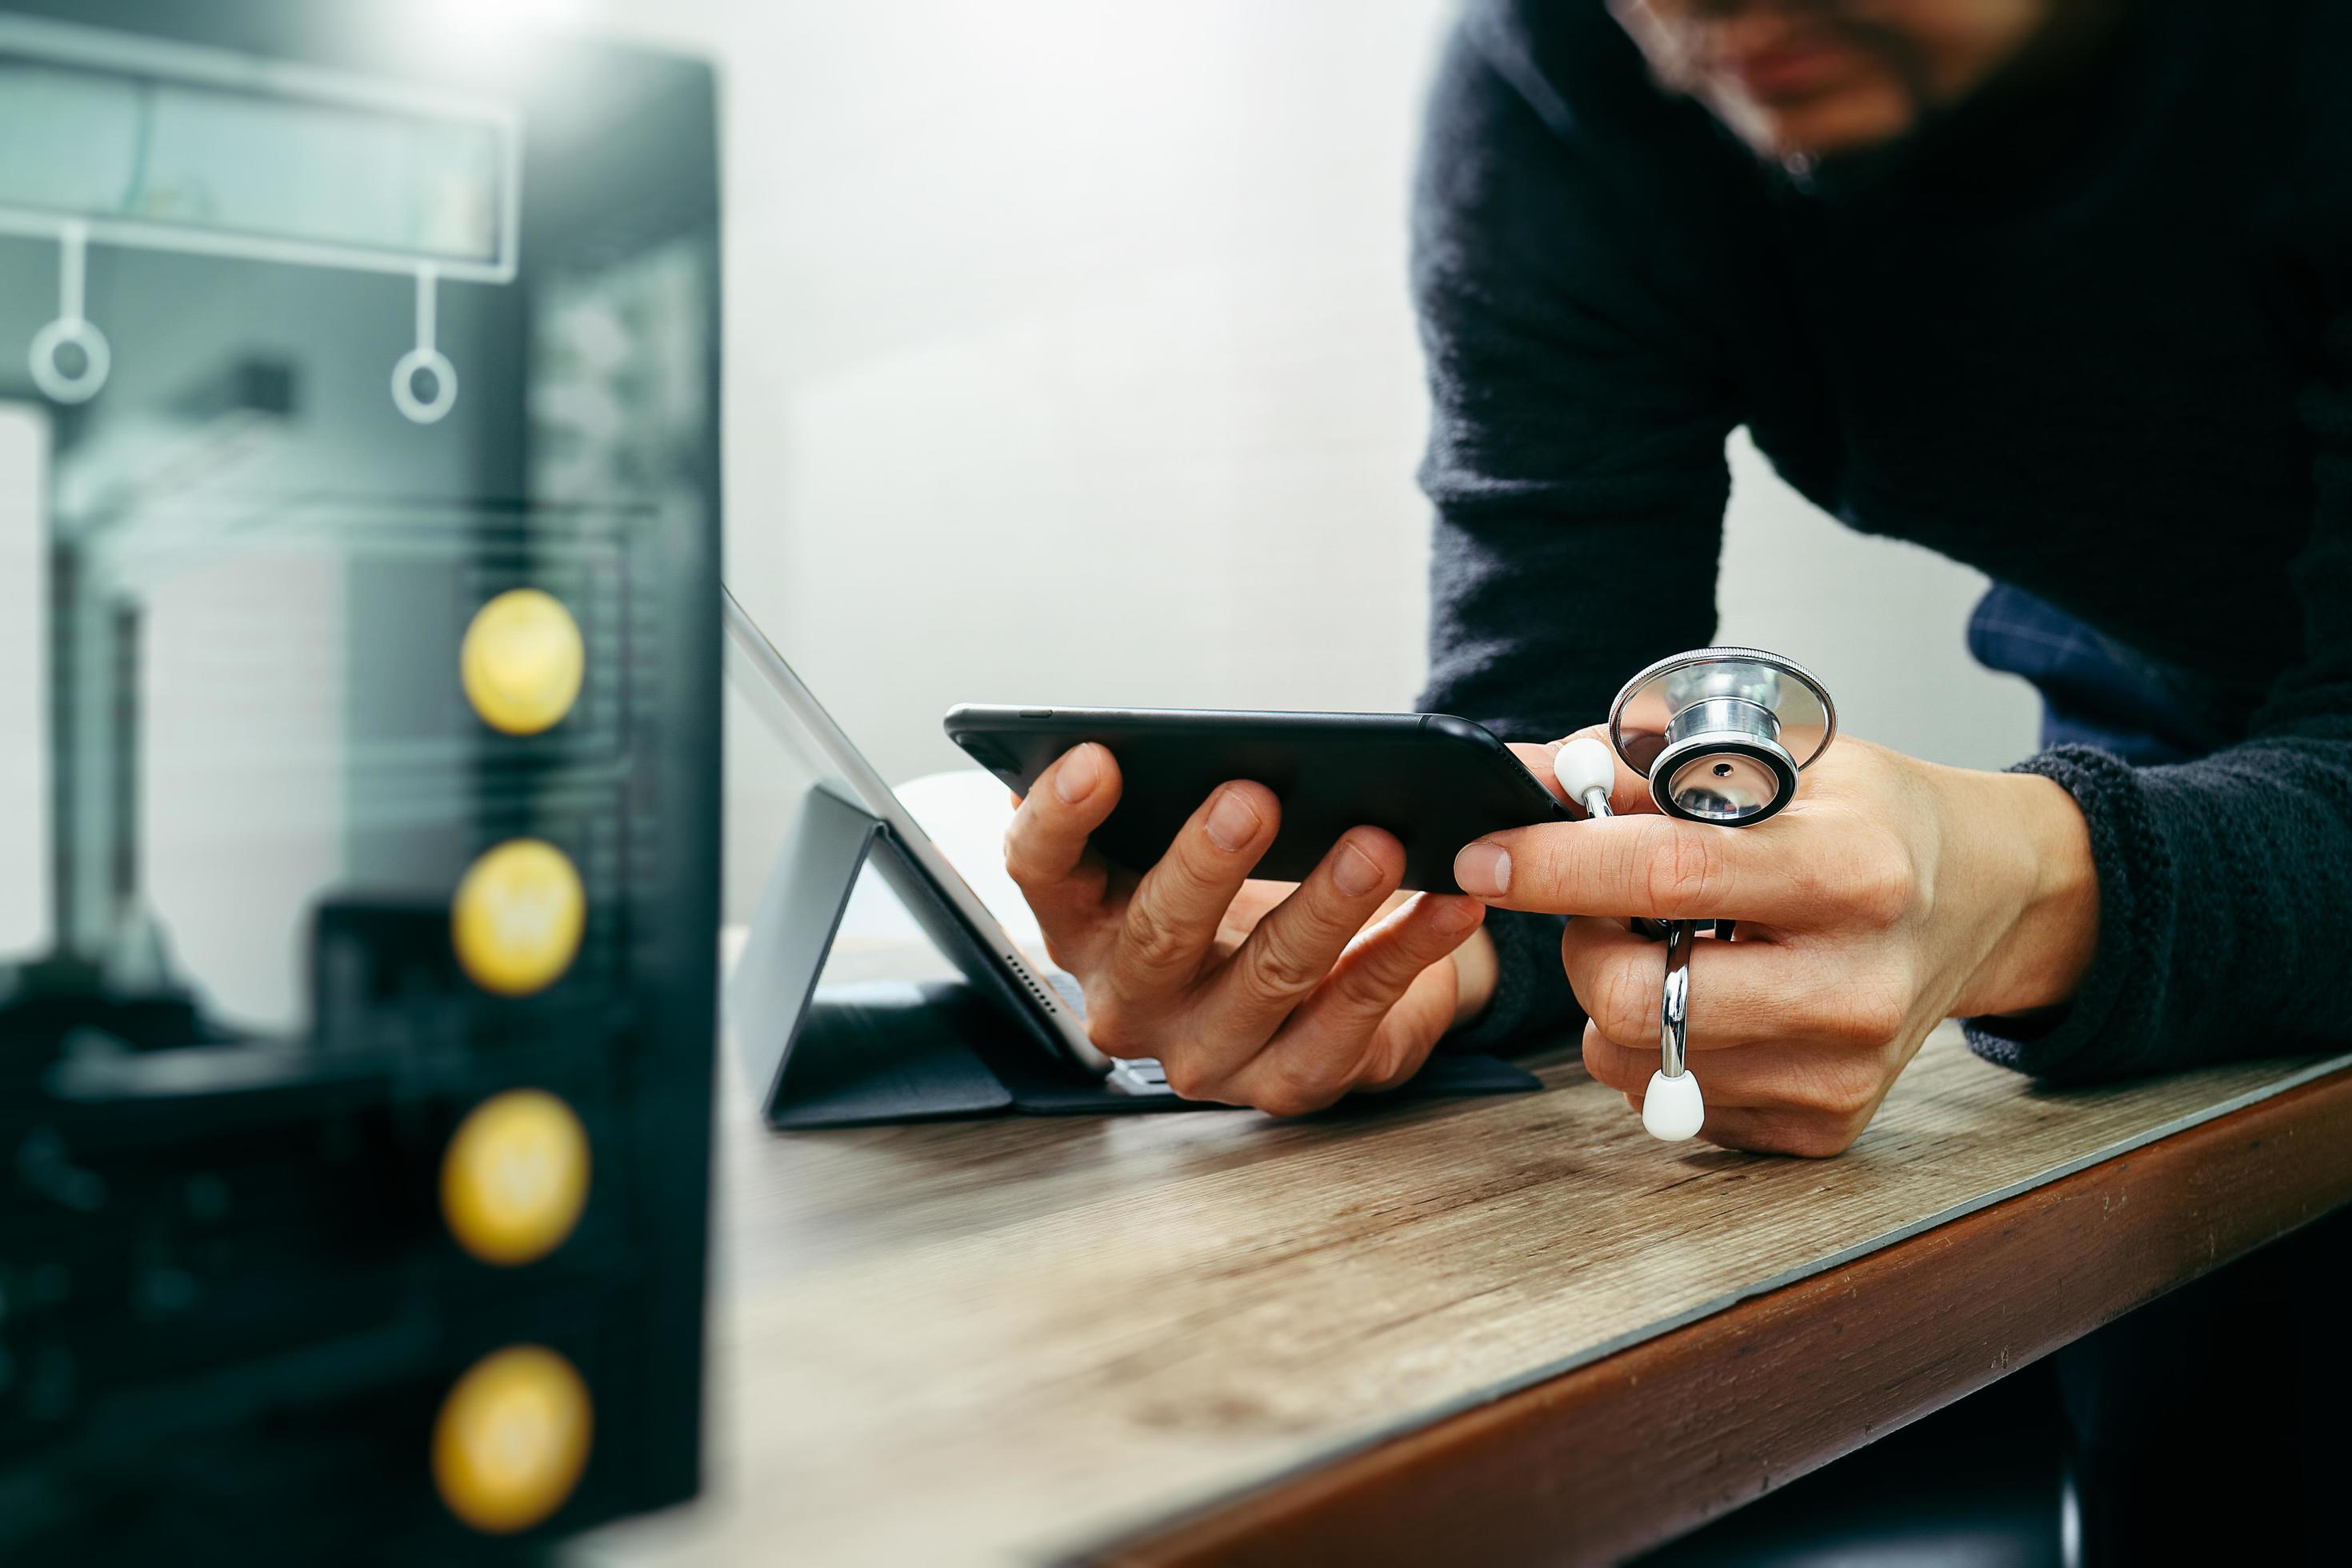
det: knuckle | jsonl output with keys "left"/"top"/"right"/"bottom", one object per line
{"left": 1785, "top": 1122, "right": 1859, "bottom": 1159}
{"left": 1084, "top": 998, "right": 1138, "bottom": 1056}
{"left": 1038, "top": 929, "right": 1082, "bottom": 973}
{"left": 1319, "top": 956, "right": 1398, "bottom": 1023}
{"left": 1000, "top": 830, "right": 1042, "bottom": 890}
{"left": 1118, "top": 903, "right": 1198, "bottom": 979}
{"left": 1845, "top": 986, "right": 1910, "bottom": 1045}
{"left": 1579, "top": 1030, "right": 1611, "bottom": 1082}
{"left": 1642, "top": 822, "right": 1729, "bottom": 914}
{"left": 1161, "top": 839, "right": 1222, "bottom": 898}
{"left": 1167, "top": 807, "right": 1252, "bottom": 890}
{"left": 1785, "top": 854, "right": 1838, "bottom": 912}
{"left": 1160, "top": 1057, "right": 1213, "bottom": 1102}
{"left": 1845, "top": 833, "right": 1919, "bottom": 926}
{"left": 1803, "top": 1060, "right": 1885, "bottom": 1121}
{"left": 1580, "top": 1026, "right": 1633, "bottom": 1090}
{"left": 1261, "top": 1052, "right": 1347, "bottom": 1118}
{"left": 1586, "top": 955, "right": 1656, "bottom": 1046}
{"left": 1740, "top": 1110, "right": 1861, "bottom": 1159}
{"left": 1374, "top": 1012, "right": 1445, "bottom": 1079}
{"left": 1329, "top": 938, "right": 1405, "bottom": 998}
{"left": 1238, "top": 921, "right": 1330, "bottom": 998}
{"left": 1818, "top": 965, "right": 1910, "bottom": 1045}
{"left": 1590, "top": 829, "right": 1647, "bottom": 913}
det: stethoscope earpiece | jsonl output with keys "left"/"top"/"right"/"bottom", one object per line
{"left": 1562, "top": 649, "right": 1838, "bottom": 1144}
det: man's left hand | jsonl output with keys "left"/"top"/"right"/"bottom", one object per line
{"left": 1454, "top": 728, "right": 2098, "bottom": 1157}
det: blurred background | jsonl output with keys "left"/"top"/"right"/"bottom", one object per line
{"left": 564, "top": 0, "right": 2042, "bottom": 921}
{"left": 0, "top": 2, "right": 725, "bottom": 1550}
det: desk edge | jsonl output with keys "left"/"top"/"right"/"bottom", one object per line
{"left": 1102, "top": 1057, "right": 2352, "bottom": 1566}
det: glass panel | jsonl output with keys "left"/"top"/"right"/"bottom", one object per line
{"left": 0, "top": 403, "right": 46, "bottom": 958}
{"left": 0, "top": 49, "right": 508, "bottom": 268}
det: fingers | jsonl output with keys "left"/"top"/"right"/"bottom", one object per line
{"left": 1214, "top": 896, "right": 1478, "bottom": 1115}
{"left": 1581, "top": 1018, "right": 1920, "bottom": 1158}
{"left": 1581, "top": 1026, "right": 1889, "bottom": 1114}
{"left": 1102, "top": 778, "right": 1280, "bottom": 1006}
{"left": 1239, "top": 892, "right": 1484, "bottom": 1099}
{"left": 1689, "top": 1108, "right": 1872, "bottom": 1160}
{"left": 1002, "top": 743, "right": 1125, "bottom": 962}
{"left": 1560, "top": 918, "right": 1906, "bottom": 1052}
{"left": 1154, "top": 887, "right": 1478, "bottom": 1114}
{"left": 1454, "top": 804, "right": 1886, "bottom": 924}
{"left": 1205, "top": 828, "right": 1412, "bottom": 1046}
{"left": 1355, "top": 961, "right": 1466, "bottom": 1092}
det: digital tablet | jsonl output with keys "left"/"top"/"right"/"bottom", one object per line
{"left": 726, "top": 590, "right": 1115, "bottom": 1077}
{"left": 942, "top": 706, "right": 1571, "bottom": 894}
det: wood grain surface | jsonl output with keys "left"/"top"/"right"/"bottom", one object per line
{"left": 1109, "top": 1062, "right": 2352, "bottom": 1566}
{"left": 578, "top": 942, "right": 2352, "bottom": 1566}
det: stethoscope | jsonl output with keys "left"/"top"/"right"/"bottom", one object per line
{"left": 1550, "top": 648, "right": 1837, "bottom": 1143}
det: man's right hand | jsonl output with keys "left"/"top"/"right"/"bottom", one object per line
{"left": 1002, "top": 742, "right": 1493, "bottom": 1115}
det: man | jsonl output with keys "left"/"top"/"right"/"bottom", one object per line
{"left": 1001, "top": 1, "right": 2350, "bottom": 1553}
{"left": 1409, "top": 0, "right": 2352, "bottom": 1161}
{"left": 1004, "top": 0, "right": 2350, "bottom": 1156}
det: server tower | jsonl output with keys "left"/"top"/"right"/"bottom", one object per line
{"left": 0, "top": 1, "right": 722, "bottom": 1556}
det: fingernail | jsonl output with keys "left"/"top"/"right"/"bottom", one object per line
{"left": 1204, "top": 786, "right": 1262, "bottom": 852}
{"left": 1332, "top": 838, "right": 1384, "bottom": 896}
{"left": 1454, "top": 842, "right": 1510, "bottom": 898}
{"left": 1054, "top": 743, "right": 1101, "bottom": 803}
{"left": 1430, "top": 894, "right": 1482, "bottom": 933}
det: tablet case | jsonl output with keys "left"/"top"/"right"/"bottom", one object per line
{"left": 729, "top": 784, "right": 1540, "bottom": 1129}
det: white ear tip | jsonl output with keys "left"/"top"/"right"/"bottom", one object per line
{"left": 1554, "top": 738, "right": 1618, "bottom": 805}
{"left": 1642, "top": 1070, "right": 1706, "bottom": 1142}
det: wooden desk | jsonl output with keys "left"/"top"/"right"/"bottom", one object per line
{"left": 580, "top": 943, "right": 2352, "bottom": 1566}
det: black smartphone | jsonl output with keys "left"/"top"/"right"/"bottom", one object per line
{"left": 942, "top": 706, "right": 1571, "bottom": 894}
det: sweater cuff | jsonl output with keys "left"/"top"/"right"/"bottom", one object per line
{"left": 1442, "top": 907, "right": 1581, "bottom": 1055}
{"left": 1962, "top": 745, "right": 2166, "bottom": 1082}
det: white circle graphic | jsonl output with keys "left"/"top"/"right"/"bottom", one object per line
{"left": 30, "top": 317, "right": 110, "bottom": 404}
{"left": 393, "top": 346, "right": 459, "bottom": 424}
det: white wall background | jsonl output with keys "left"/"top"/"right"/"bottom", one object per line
{"left": 582, "top": 0, "right": 2042, "bottom": 918}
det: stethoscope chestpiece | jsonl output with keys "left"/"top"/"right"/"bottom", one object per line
{"left": 1606, "top": 646, "right": 1836, "bottom": 826}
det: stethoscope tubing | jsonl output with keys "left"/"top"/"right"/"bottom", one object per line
{"left": 1652, "top": 917, "right": 1736, "bottom": 1081}
{"left": 1659, "top": 919, "right": 1692, "bottom": 1079}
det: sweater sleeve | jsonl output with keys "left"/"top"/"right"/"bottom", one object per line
{"left": 1965, "top": 307, "right": 2352, "bottom": 1080}
{"left": 1410, "top": 9, "right": 1740, "bottom": 1052}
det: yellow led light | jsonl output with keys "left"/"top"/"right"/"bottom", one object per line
{"left": 451, "top": 839, "right": 585, "bottom": 997}
{"left": 441, "top": 1089, "right": 590, "bottom": 1266}
{"left": 461, "top": 588, "right": 584, "bottom": 737}
{"left": 432, "top": 1346, "right": 594, "bottom": 1535}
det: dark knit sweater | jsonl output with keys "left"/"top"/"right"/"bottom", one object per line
{"left": 1414, "top": 0, "right": 2352, "bottom": 1080}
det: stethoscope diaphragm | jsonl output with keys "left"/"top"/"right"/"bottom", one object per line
{"left": 1607, "top": 647, "right": 1835, "bottom": 825}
